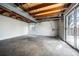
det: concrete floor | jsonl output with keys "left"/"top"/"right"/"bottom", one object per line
{"left": 0, "top": 35, "right": 79, "bottom": 56}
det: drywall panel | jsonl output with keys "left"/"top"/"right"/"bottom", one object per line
{"left": 0, "top": 15, "right": 28, "bottom": 40}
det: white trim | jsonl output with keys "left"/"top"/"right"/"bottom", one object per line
{"left": 64, "top": 3, "right": 78, "bottom": 16}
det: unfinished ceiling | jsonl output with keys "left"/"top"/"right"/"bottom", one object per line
{"left": 0, "top": 3, "right": 71, "bottom": 23}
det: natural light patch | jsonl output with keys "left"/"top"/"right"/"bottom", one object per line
{"left": 56, "top": 44, "right": 63, "bottom": 49}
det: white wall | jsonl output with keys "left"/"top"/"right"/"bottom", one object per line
{"left": 0, "top": 15, "right": 29, "bottom": 40}
{"left": 29, "top": 20, "right": 57, "bottom": 36}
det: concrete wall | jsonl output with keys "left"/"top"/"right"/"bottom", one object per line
{"left": 0, "top": 15, "right": 29, "bottom": 40}
{"left": 29, "top": 20, "right": 57, "bottom": 36}
{"left": 58, "top": 19, "right": 64, "bottom": 39}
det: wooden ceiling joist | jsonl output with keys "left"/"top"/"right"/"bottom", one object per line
{"left": 37, "top": 17, "right": 61, "bottom": 21}
{"left": 21, "top": 3, "right": 55, "bottom": 11}
{"left": 13, "top": 3, "right": 69, "bottom": 21}
{"left": 0, "top": 7, "right": 33, "bottom": 23}
{"left": 0, "top": 3, "right": 71, "bottom": 22}
{"left": 34, "top": 8, "right": 65, "bottom": 16}
{"left": 21, "top": 3, "right": 42, "bottom": 11}
{"left": 31, "top": 6, "right": 64, "bottom": 15}
{"left": 35, "top": 12, "right": 60, "bottom": 19}
{"left": 29, "top": 3, "right": 65, "bottom": 14}
{"left": 0, "top": 8, "right": 7, "bottom": 14}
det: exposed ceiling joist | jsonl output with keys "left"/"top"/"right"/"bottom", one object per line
{"left": 35, "top": 12, "right": 60, "bottom": 19}
{"left": 15, "top": 3, "right": 70, "bottom": 21}
{"left": 21, "top": 3, "right": 42, "bottom": 10}
{"left": 31, "top": 6, "right": 64, "bottom": 15}
{"left": 0, "top": 3, "right": 71, "bottom": 22}
{"left": 29, "top": 3, "right": 65, "bottom": 14}
{"left": 37, "top": 17, "right": 61, "bottom": 22}
{"left": 0, "top": 7, "right": 34, "bottom": 23}
{"left": 0, "top": 3, "right": 37, "bottom": 22}
{"left": 34, "top": 12, "right": 61, "bottom": 17}
{"left": 21, "top": 3, "right": 55, "bottom": 11}
{"left": 34, "top": 8, "right": 65, "bottom": 16}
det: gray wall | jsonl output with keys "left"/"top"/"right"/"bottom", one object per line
{"left": 58, "top": 19, "right": 64, "bottom": 39}
{"left": 0, "top": 15, "right": 29, "bottom": 40}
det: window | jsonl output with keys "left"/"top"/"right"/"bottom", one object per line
{"left": 65, "top": 4, "right": 79, "bottom": 50}
{"left": 66, "top": 10, "right": 75, "bottom": 47}
{"left": 77, "top": 6, "right": 79, "bottom": 49}
{"left": 29, "top": 23, "right": 35, "bottom": 34}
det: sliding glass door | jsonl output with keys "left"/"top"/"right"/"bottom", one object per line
{"left": 77, "top": 6, "right": 79, "bottom": 50}
{"left": 66, "top": 10, "right": 75, "bottom": 47}
{"left": 65, "top": 4, "right": 79, "bottom": 50}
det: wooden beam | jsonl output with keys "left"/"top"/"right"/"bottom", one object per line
{"left": 0, "top": 7, "right": 33, "bottom": 23}
{"left": 22, "top": 3, "right": 42, "bottom": 9}
{"left": 0, "top": 8, "right": 7, "bottom": 14}
{"left": 2, "top": 12, "right": 11, "bottom": 17}
{"left": 34, "top": 8, "right": 65, "bottom": 16}
{"left": 21, "top": 3, "right": 55, "bottom": 11}
{"left": 36, "top": 17, "right": 61, "bottom": 22}
{"left": 29, "top": 3, "right": 64, "bottom": 14}
{"left": 35, "top": 12, "right": 60, "bottom": 19}
{"left": 21, "top": 3, "right": 42, "bottom": 11}
{"left": 0, "top": 3, "right": 37, "bottom": 22}
{"left": 31, "top": 6, "right": 64, "bottom": 15}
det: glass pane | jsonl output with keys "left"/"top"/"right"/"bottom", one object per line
{"left": 77, "top": 7, "right": 79, "bottom": 49}
{"left": 66, "top": 11, "right": 75, "bottom": 47}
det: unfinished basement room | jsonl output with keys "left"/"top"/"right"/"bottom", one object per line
{"left": 0, "top": 3, "right": 79, "bottom": 56}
